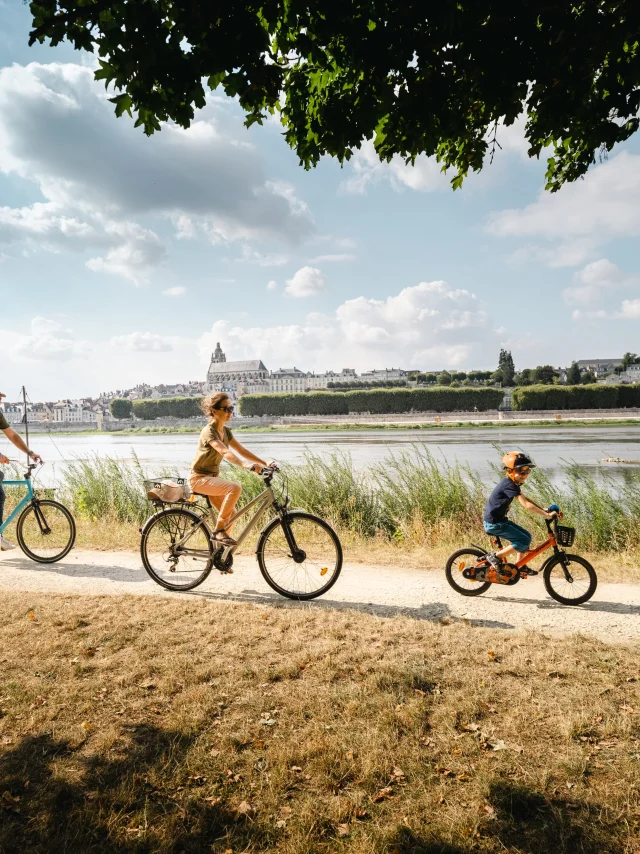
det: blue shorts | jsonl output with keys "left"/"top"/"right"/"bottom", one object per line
{"left": 483, "top": 519, "right": 532, "bottom": 553}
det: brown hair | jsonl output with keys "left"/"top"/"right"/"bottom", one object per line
{"left": 200, "top": 392, "right": 230, "bottom": 419}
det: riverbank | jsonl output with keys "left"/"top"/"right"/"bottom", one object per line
{"left": 4, "top": 451, "right": 640, "bottom": 582}
{"left": 24, "top": 415, "right": 640, "bottom": 436}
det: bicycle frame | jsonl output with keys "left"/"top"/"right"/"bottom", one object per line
{"left": 170, "top": 485, "right": 277, "bottom": 560}
{"left": 0, "top": 478, "right": 34, "bottom": 535}
{"left": 486, "top": 518, "right": 562, "bottom": 571}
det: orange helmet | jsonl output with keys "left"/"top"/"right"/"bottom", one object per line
{"left": 502, "top": 452, "right": 536, "bottom": 472}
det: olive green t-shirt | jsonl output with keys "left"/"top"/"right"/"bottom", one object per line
{"left": 0, "top": 412, "right": 8, "bottom": 431}
{"left": 191, "top": 424, "right": 233, "bottom": 476}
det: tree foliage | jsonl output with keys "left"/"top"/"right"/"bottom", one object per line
{"left": 28, "top": 1, "right": 640, "bottom": 192}
{"left": 498, "top": 349, "right": 515, "bottom": 386}
{"left": 132, "top": 396, "right": 203, "bottom": 420}
{"left": 566, "top": 361, "right": 582, "bottom": 385}
{"left": 239, "top": 387, "right": 504, "bottom": 416}
{"left": 511, "top": 383, "right": 640, "bottom": 410}
{"left": 109, "top": 398, "right": 133, "bottom": 419}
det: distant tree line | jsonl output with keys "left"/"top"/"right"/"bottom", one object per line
{"left": 110, "top": 397, "right": 204, "bottom": 420}
{"left": 239, "top": 387, "right": 505, "bottom": 417}
{"left": 513, "top": 384, "right": 640, "bottom": 410}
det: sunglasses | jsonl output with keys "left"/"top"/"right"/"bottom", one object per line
{"left": 516, "top": 467, "right": 531, "bottom": 475}
{"left": 215, "top": 405, "right": 234, "bottom": 414}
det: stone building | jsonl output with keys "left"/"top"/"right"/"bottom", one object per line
{"left": 205, "top": 343, "right": 269, "bottom": 398}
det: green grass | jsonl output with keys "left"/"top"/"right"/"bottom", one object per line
{"left": 12, "top": 449, "right": 640, "bottom": 558}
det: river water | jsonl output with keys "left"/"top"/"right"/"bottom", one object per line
{"left": 5, "top": 424, "right": 640, "bottom": 487}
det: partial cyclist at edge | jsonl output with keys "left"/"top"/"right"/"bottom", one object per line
{"left": 483, "top": 451, "right": 556, "bottom": 573}
{"left": 189, "top": 392, "right": 275, "bottom": 549}
{"left": 0, "top": 392, "right": 43, "bottom": 551}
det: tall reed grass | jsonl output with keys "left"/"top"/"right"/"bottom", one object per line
{"left": 39, "top": 449, "right": 640, "bottom": 556}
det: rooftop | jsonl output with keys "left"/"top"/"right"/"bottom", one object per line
{"left": 208, "top": 359, "right": 268, "bottom": 374}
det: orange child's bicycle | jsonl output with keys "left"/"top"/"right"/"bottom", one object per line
{"left": 445, "top": 505, "right": 597, "bottom": 606}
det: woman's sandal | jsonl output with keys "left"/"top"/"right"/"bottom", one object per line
{"left": 213, "top": 529, "right": 237, "bottom": 547}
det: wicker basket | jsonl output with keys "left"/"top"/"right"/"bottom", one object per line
{"left": 144, "top": 477, "right": 191, "bottom": 504}
{"left": 555, "top": 525, "right": 575, "bottom": 547}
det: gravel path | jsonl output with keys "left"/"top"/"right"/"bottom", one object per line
{"left": 0, "top": 549, "right": 638, "bottom": 643}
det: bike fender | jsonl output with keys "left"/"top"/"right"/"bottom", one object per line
{"left": 139, "top": 506, "right": 207, "bottom": 537}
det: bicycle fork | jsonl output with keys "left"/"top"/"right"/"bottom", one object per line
{"left": 31, "top": 500, "right": 51, "bottom": 536}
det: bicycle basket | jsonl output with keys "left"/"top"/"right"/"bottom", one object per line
{"left": 144, "top": 477, "right": 191, "bottom": 504}
{"left": 555, "top": 525, "right": 575, "bottom": 547}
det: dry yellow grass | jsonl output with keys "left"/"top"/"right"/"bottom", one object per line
{"left": 0, "top": 592, "right": 638, "bottom": 853}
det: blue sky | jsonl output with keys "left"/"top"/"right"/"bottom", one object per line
{"left": 1, "top": 2, "right": 640, "bottom": 400}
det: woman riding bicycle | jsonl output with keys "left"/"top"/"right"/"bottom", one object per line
{"left": 189, "top": 392, "right": 274, "bottom": 547}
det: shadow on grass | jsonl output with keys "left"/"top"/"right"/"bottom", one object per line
{"left": 188, "top": 586, "right": 515, "bottom": 630}
{"left": 486, "top": 778, "right": 624, "bottom": 854}
{"left": 0, "top": 725, "right": 274, "bottom": 854}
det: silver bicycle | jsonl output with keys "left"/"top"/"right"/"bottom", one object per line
{"left": 139, "top": 465, "right": 343, "bottom": 599}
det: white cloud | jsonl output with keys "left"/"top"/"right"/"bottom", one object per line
{"left": 0, "top": 316, "right": 90, "bottom": 361}
{"left": 563, "top": 259, "right": 632, "bottom": 307}
{"left": 199, "top": 278, "right": 494, "bottom": 371}
{"left": 285, "top": 266, "right": 325, "bottom": 298}
{"left": 163, "top": 286, "right": 187, "bottom": 296}
{"left": 266, "top": 280, "right": 277, "bottom": 291}
{"left": 0, "top": 61, "right": 314, "bottom": 282}
{"left": 487, "top": 151, "right": 640, "bottom": 266}
{"left": 111, "top": 332, "right": 173, "bottom": 352}
{"left": 308, "top": 253, "right": 357, "bottom": 263}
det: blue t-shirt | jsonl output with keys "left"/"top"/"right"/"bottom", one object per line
{"left": 483, "top": 477, "right": 521, "bottom": 523}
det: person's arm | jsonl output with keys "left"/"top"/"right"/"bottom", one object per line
{"left": 2, "top": 427, "right": 43, "bottom": 463}
{"left": 228, "top": 437, "right": 271, "bottom": 470}
{"left": 207, "top": 438, "right": 257, "bottom": 471}
{"left": 518, "top": 492, "right": 556, "bottom": 519}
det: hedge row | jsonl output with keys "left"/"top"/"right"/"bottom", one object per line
{"left": 132, "top": 396, "right": 204, "bottom": 420}
{"left": 239, "top": 387, "right": 505, "bottom": 416}
{"left": 512, "top": 384, "right": 640, "bottom": 410}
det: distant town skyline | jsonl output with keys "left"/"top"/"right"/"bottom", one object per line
{"left": 2, "top": 4, "right": 640, "bottom": 400}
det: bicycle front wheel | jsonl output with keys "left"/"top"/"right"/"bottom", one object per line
{"left": 17, "top": 499, "right": 76, "bottom": 563}
{"left": 543, "top": 553, "right": 597, "bottom": 605}
{"left": 257, "top": 512, "right": 342, "bottom": 600}
{"left": 140, "top": 507, "right": 214, "bottom": 591}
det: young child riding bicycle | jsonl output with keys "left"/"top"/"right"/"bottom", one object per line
{"left": 484, "top": 452, "right": 558, "bottom": 571}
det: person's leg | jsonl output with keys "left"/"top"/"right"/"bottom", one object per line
{"left": 0, "top": 473, "right": 14, "bottom": 549}
{"left": 189, "top": 475, "right": 242, "bottom": 534}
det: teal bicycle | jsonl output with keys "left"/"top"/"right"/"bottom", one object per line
{"left": 1, "top": 462, "right": 76, "bottom": 563}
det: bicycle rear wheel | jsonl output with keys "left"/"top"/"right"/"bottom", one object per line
{"left": 257, "top": 512, "right": 342, "bottom": 600}
{"left": 445, "top": 548, "right": 492, "bottom": 596}
{"left": 140, "top": 507, "right": 214, "bottom": 591}
{"left": 17, "top": 499, "right": 76, "bottom": 563}
{"left": 543, "top": 553, "right": 597, "bottom": 605}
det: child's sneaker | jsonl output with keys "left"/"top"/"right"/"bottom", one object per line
{"left": 486, "top": 552, "right": 504, "bottom": 571}
{"left": 0, "top": 537, "right": 16, "bottom": 551}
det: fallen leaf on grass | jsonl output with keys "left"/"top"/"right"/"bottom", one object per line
{"left": 337, "top": 823, "right": 350, "bottom": 837}
{"left": 390, "top": 767, "right": 406, "bottom": 782}
{"left": 80, "top": 721, "right": 92, "bottom": 732}
{"left": 372, "top": 786, "right": 394, "bottom": 802}
{"left": 620, "top": 705, "right": 637, "bottom": 714}
{"left": 27, "top": 612, "right": 36, "bottom": 622}
{"left": 204, "top": 795, "right": 222, "bottom": 806}
{"left": 235, "top": 800, "right": 255, "bottom": 819}
{"left": 457, "top": 773, "right": 471, "bottom": 782}
{"left": 290, "top": 766, "right": 303, "bottom": 773}
{"left": 261, "top": 719, "right": 277, "bottom": 727}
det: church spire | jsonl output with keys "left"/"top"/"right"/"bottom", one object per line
{"left": 212, "top": 342, "right": 226, "bottom": 364}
